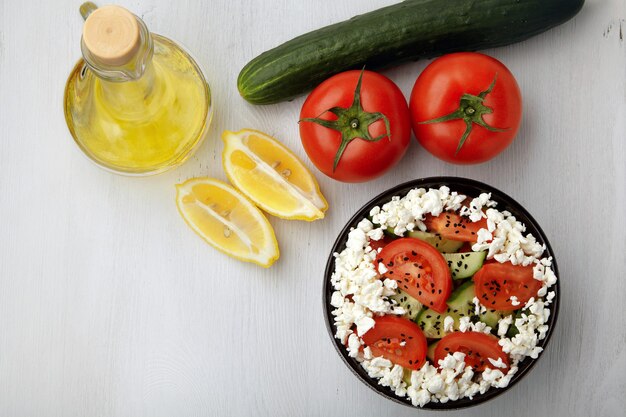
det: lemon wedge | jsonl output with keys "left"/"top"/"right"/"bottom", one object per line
{"left": 175, "top": 177, "right": 279, "bottom": 267}
{"left": 222, "top": 129, "right": 328, "bottom": 221}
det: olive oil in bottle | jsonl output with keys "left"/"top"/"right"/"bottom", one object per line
{"left": 64, "top": 3, "right": 212, "bottom": 175}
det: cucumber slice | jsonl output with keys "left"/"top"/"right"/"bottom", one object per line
{"left": 427, "top": 341, "right": 439, "bottom": 363}
{"left": 507, "top": 324, "right": 520, "bottom": 338}
{"left": 479, "top": 309, "right": 512, "bottom": 328}
{"left": 415, "top": 281, "right": 475, "bottom": 338}
{"left": 402, "top": 368, "right": 412, "bottom": 386}
{"left": 384, "top": 226, "right": 397, "bottom": 237}
{"left": 415, "top": 309, "right": 455, "bottom": 338}
{"left": 389, "top": 290, "right": 422, "bottom": 320}
{"left": 447, "top": 280, "right": 476, "bottom": 305}
{"left": 506, "top": 310, "right": 523, "bottom": 337}
{"left": 443, "top": 251, "right": 487, "bottom": 280}
{"left": 415, "top": 281, "right": 510, "bottom": 338}
{"left": 407, "top": 230, "right": 464, "bottom": 253}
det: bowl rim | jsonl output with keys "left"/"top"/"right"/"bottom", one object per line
{"left": 322, "top": 176, "right": 560, "bottom": 410}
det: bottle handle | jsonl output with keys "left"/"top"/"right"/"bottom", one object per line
{"left": 80, "top": 2, "right": 98, "bottom": 21}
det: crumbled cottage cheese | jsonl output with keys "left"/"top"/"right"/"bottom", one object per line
{"left": 330, "top": 187, "right": 558, "bottom": 407}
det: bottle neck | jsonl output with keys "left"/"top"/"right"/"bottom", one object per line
{"left": 81, "top": 9, "right": 164, "bottom": 117}
{"left": 81, "top": 10, "right": 154, "bottom": 82}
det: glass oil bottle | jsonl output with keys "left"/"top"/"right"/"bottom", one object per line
{"left": 64, "top": 3, "right": 212, "bottom": 175}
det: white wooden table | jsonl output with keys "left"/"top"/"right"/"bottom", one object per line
{"left": 1, "top": 0, "right": 624, "bottom": 415}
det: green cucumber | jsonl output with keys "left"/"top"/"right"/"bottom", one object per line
{"left": 238, "top": 0, "right": 584, "bottom": 104}
{"left": 415, "top": 281, "right": 475, "bottom": 338}
{"left": 479, "top": 309, "right": 511, "bottom": 329}
{"left": 383, "top": 226, "right": 398, "bottom": 237}
{"left": 402, "top": 368, "right": 412, "bottom": 386}
{"left": 443, "top": 251, "right": 486, "bottom": 279}
{"left": 389, "top": 290, "right": 422, "bottom": 320}
{"left": 506, "top": 311, "right": 524, "bottom": 337}
{"left": 427, "top": 341, "right": 439, "bottom": 363}
{"left": 415, "top": 281, "right": 510, "bottom": 338}
{"left": 407, "top": 230, "right": 464, "bottom": 253}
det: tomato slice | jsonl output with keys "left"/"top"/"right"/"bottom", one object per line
{"left": 424, "top": 211, "right": 488, "bottom": 242}
{"left": 434, "top": 331, "right": 509, "bottom": 372}
{"left": 368, "top": 235, "right": 394, "bottom": 253}
{"left": 362, "top": 315, "right": 427, "bottom": 370}
{"left": 377, "top": 238, "right": 452, "bottom": 313}
{"left": 473, "top": 262, "right": 542, "bottom": 311}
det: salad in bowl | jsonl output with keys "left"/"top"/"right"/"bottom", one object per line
{"left": 323, "top": 178, "right": 559, "bottom": 409}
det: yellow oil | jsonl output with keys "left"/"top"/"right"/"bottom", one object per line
{"left": 64, "top": 35, "right": 211, "bottom": 175}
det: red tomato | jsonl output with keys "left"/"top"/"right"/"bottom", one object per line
{"left": 473, "top": 262, "right": 542, "bottom": 311}
{"left": 434, "top": 332, "right": 509, "bottom": 372}
{"left": 377, "top": 238, "right": 452, "bottom": 313}
{"left": 362, "top": 315, "right": 427, "bottom": 370}
{"left": 300, "top": 70, "right": 411, "bottom": 182}
{"left": 410, "top": 53, "right": 522, "bottom": 164}
{"left": 368, "top": 235, "right": 394, "bottom": 253}
{"left": 424, "top": 211, "right": 488, "bottom": 242}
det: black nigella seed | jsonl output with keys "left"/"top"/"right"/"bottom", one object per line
{"left": 412, "top": 251, "right": 417, "bottom": 256}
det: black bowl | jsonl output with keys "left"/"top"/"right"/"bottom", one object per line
{"left": 322, "top": 177, "right": 560, "bottom": 410}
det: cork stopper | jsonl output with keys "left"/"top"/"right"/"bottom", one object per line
{"left": 82, "top": 5, "right": 140, "bottom": 66}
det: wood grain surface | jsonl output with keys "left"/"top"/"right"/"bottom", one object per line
{"left": 0, "top": 0, "right": 624, "bottom": 416}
